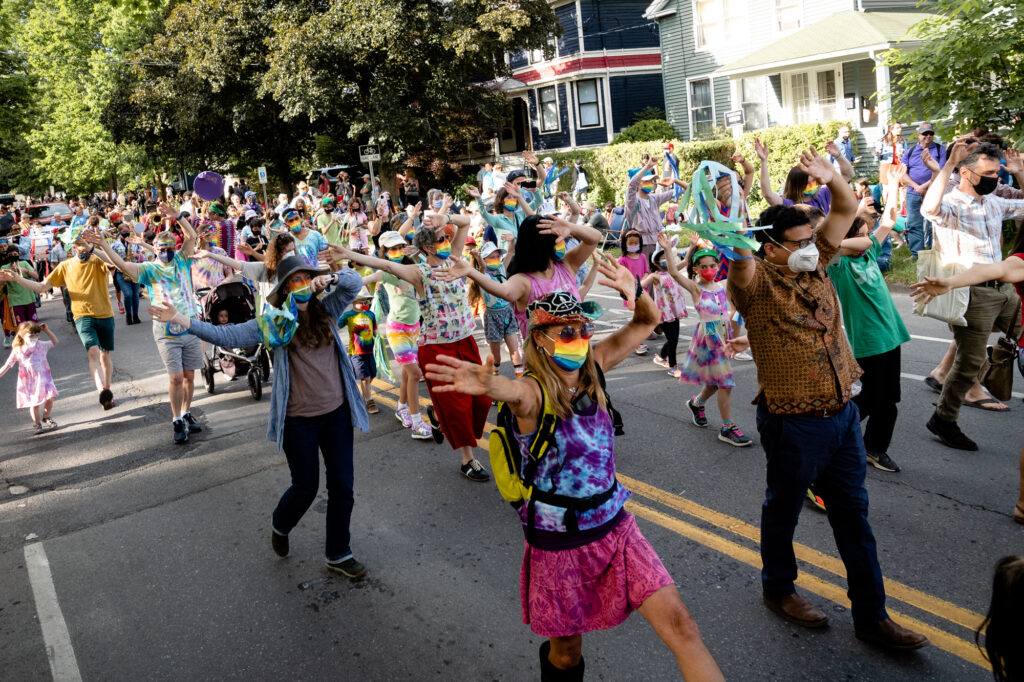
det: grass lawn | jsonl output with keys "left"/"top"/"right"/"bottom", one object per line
{"left": 883, "top": 245, "right": 919, "bottom": 287}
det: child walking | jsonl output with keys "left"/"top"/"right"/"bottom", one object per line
{"left": 468, "top": 240, "right": 523, "bottom": 378}
{"left": 618, "top": 228, "right": 650, "bottom": 355}
{"left": 644, "top": 235, "right": 689, "bottom": 376}
{"left": 663, "top": 232, "right": 750, "bottom": 447}
{"left": 0, "top": 321, "right": 59, "bottom": 435}
{"left": 338, "top": 288, "right": 379, "bottom": 414}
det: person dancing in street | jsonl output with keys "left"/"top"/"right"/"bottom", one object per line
{"left": 727, "top": 146, "right": 927, "bottom": 650}
{"left": 149, "top": 257, "right": 371, "bottom": 579}
{"left": 0, "top": 321, "right": 59, "bottom": 435}
{"left": 423, "top": 265, "right": 724, "bottom": 682}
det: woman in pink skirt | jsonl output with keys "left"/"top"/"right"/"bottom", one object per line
{"left": 425, "top": 257, "right": 723, "bottom": 681}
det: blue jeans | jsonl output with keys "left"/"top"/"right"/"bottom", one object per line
{"left": 114, "top": 272, "right": 140, "bottom": 318}
{"left": 905, "top": 191, "right": 932, "bottom": 258}
{"left": 275, "top": 404, "right": 355, "bottom": 561}
{"left": 756, "top": 401, "right": 888, "bottom": 624}
{"left": 875, "top": 235, "right": 892, "bottom": 272}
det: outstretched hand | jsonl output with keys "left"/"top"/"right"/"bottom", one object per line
{"left": 909, "top": 276, "right": 953, "bottom": 304}
{"left": 157, "top": 202, "right": 181, "bottom": 222}
{"left": 753, "top": 137, "right": 768, "bottom": 162}
{"left": 594, "top": 251, "right": 637, "bottom": 309}
{"left": 423, "top": 353, "right": 495, "bottom": 395}
{"left": 435, "top": 258, "right": 472, "bottom": 282}
{"left": 796, "top": 146, "right": 835, "bottom": 186}
{"left": 148, "top": 302, "right": 178, "bottom": 323}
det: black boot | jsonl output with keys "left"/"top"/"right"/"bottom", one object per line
{"left": 539, "top": 641, "right": 585, "bottom": 681}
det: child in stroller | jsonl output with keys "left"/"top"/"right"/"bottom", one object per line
{"left": 199, "top": 280, "right": 271, "bottom": 400}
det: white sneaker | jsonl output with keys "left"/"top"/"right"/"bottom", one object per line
{"left": 3, "top": 336, "right": 10, "bottom": 348}
{"left": 395, "top": 405, "right": 412, "bottom": 428}
{"left": 410, "top": 422, "right": 432, "bottom": 440}
{"left": 733, "top": 350, "right": 753, "bottom": 362}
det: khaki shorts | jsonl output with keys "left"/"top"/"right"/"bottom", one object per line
{"left": 152, "top": 324, "right": 205, "bottom": 374}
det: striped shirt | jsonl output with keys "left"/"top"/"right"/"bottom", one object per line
{"left": 922, "top": 187, "right": 1024, "bottom": 265}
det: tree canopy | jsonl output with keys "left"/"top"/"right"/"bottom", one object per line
{"left": 884, "top": 0, "right": 1024, "bottom": 143}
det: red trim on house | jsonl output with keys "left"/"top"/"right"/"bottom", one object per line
{"left": 514, "top": 53, "right": 661, "bottom": 83}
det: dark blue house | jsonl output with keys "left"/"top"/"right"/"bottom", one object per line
{"left": 498, "top": 0, "right": 666, "bottom": 154}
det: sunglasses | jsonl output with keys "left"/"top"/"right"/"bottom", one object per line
{"left": 546, "top": 322, "right": 595, "bottom": 342}
{"left": 434, "top": 236, "right": 451, "bottom": 246}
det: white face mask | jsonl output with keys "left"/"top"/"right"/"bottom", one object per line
{"left": 771, "top": 239, "right": 819, "bottom": 272}
{"left": 24, "top": 334, "right": 38, "bottom": 347}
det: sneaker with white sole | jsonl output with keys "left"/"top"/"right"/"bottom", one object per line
{"left": 33, "top": 423, "right": 43, "bottom": 435}
{"left": 325, "top": 556, "right": 367, "bottom": 580}
{"left": 733, "top": 350, "right": 753, "bottom": 362}
{"left": 395, "top": 405, "right": 412, "bottom": 428}
{"left": 43, "top": 418, "right": 57, "bottom": 430}
{"left": 687, "top": 398, "right": 708, "bottom": 427}
{"left": 719, "top": 423, "right": 752, "bottom": 447}
{"left": 634, "top": 344, "right": 648, "bottom": 356}
{"left": 652, "top": 355, "right": 669, "bottom": 368}
{"left": 410, "top": 422, "right": 432, "bottom": 440}
{"left": 2, "top": 337, "right": 10, "bottom": 348}
{"left": 460, "top": 459, "right": 490, "bottom": 482}
{"left": 866, "top": 450, "right": 901, "bottom": 473}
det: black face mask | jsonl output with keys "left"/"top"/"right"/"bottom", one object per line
{"left": 77, "top": 249, "right": 92, "bottom": 262}
{"left": 972, "top": 174, "right": 998, "bottom": 196}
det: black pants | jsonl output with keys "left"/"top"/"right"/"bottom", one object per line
{"left": 852, "top": 346, "right": 901, "bottom": 455}
{"left": 659, "top": 318, "right": 680, "bottom": 367}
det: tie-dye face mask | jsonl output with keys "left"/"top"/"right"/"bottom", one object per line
{"left": 641, "top": 181, "right": 655, "bottom": 194}
{"left": 552, "top": 238, "right": 567, "bottom": 260}
{"left": 485, "top": 256, "right": 502, "bottom": 271}
{"left": 286, "top": 216, "right": 303, "bottom": 233}
{"left": 502, "top": 200, "right": 518, "bottom": 212}
{"left": 386, "top": 247, "right": 406, "bottom": 263}
{"left": 803, "top": 181, "right": 820, "bottom": 197}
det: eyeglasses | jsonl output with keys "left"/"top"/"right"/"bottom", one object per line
{"left": 920, "top": 132, "right": 935, "bottom": 137}
{"left": 782, "top": 238, "right": 813, "bottom": 249}
{"left": 545, "top": 322, "right": 595, "bottom": 343}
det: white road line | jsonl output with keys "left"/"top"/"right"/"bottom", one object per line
{"left": 24, "top": 543, "right": 82, "bottom": 682}
{"left": 901, "top": 372, "right": 1024, "bottom": 400}
{"left": 909, "top": 334, "right": 954, "bottom": 343}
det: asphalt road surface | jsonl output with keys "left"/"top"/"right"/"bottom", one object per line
{"left": 1, "top": 281, "right": 1020, "bottom": 681}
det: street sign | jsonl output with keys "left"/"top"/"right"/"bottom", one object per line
{"left": 257, "top": 166, "right": 268, "bottom": 184}
{"left": 723, "top": 109, "right": 745, "bottom": 127}
{"left": 359, "top": 145, "right": 381, "bottom": 163}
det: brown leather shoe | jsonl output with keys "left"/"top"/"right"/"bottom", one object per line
{"left": 763, "top": 592, "right": 829, "bottom": 628}
{"left": 1014, "top": 503, "right": 1024, "bottom": 525}
{"left": 855, "top": 618, "right": 929, "bottom": 650}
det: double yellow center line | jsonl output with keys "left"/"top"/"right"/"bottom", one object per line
{"left": 368, "top": 378, "right": 989, "bottom": 670}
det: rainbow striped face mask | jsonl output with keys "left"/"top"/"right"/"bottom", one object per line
{"left": 485, "top": 256, "right": 502, "bottom": 271}
{"left": 553, "top": 238, "right": 566, "bottom": 260}
{"left": 288, "top": 280, "right": 313, "bottom": 303}
{"left": 542, "top": 324, "right": 593, "bottom": 371}
{"left": 433, "top": 238, "right": 452, "bottom": 259}
{"left": 502, "top": 200, "right": 518, "bottom": 212}
{"left": 803, "top": 181, "right": 821, "bottom": 197}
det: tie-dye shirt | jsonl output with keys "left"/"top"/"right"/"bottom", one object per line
{"left": 338, "top": 309, "right": 377, "bottom": 356}
{"left": 136, "top": 251, "right": 200, "bottom": 336}
{"left": 292, "top": 230, "right": 329, "bottom": 268}
{"left": 190, "top": 246, "right": 232, "bottom": 291}
{"left": 512, "top": 390, "right": 629, "bottom": 537}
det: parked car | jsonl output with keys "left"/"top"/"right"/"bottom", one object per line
{"left": 26, "top": 202, "right": 73, "bottom": 225}
{"left": 307, "top": 165, "right": 369, "bottom": 191}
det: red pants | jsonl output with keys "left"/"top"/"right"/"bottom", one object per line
{"left": 418, "top": 336, "right": 491, "bottom": 450}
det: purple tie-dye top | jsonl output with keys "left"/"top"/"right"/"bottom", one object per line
{"left": 512, "top": 397, "right": 630, "bottom": 535}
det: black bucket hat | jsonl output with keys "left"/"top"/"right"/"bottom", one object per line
{"left": 267, "top": 255, "right": 329, "bottom": 308}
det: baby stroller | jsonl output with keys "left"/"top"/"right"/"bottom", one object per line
{"left": 198, "top": 279, "right": 271, "bottom": 401}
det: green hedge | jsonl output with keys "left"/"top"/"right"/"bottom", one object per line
{"left": 735, "top": 120, "right": 852, "bottom": 215}
{"left": 541, "top": 138, "right": 735, "bottom": 206}
{"left": 611, "top": 119, "right": 678, "bottom": 145}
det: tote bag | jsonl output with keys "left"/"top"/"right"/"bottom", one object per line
{"left": 912, "top": 226, "right": 970, "bottom": 327}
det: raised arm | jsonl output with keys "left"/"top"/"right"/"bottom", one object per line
{"left": 423, "top": 353, "right": 542, "bottom": 423}
{"left": 826, "top": 141, "right": 855, "bottom": 182}
{"left": 83, "top": 231, "right": 139, "bottom": 279}
{"left": 437, "top": 258, "right": 529, "bottom": 305}
{"left": 660, "top": 232, "right": 701, "bottom": 300}
{"left": 160, "top": 203, "right": 196, "bottom": 258}
{"left": 578, "top": 257, "right": 600, "bottom": 299}
{"left": 537, "top": 216, "right": 600, "bottom": 273}
{"left": 732, "top": 153, "right": 755, "bottom": 200}
{"left": 800, "top": 147, "right": 858, "bottom": 248}
{"left": 625, "top": 158, "right": 657, "bottom": 218}
{"left": 754, "top": 138, "right": 783, "bottom": 207}
{"left": 841, "top": 165, "right": 904, "bottom": 253}
{"left": 557, "top": 192, "right": 581, "bottom": 223}
{"left": 923, "top": 139, "right": 974, "bottom": 220}
{"left": 591, "top": 253, "right": 659, "bottom": 371}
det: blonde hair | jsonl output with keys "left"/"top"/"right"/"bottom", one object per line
{"left": 12, "top": 321, "right": 42, "bottom": 350}
{"left": 523, "top": 330, "right": 606, "bottom": 420}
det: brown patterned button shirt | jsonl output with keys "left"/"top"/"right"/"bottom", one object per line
{"left": 728, "top": 234, "right": 861, "bottom": 415}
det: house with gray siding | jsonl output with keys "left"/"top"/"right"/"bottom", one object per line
{"left": 644, "top": 0, "right": 932, "bottom": 156}
{"left": 499, "top": 0, "right": 667, "bottom": 153}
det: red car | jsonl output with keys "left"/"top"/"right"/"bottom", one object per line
{"left": 26, "top": 202, "right": 74, "bottom": 225}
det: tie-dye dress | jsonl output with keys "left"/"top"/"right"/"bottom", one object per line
{"left": 678, "top": 285, "right": 734, "bottom": 389}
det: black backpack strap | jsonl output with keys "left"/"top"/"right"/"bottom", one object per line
{"left": 595, "top": 363, "right": 625, "bottom": 436}
{"left": 531, "top": 481, "right": 620, "bottom": 534}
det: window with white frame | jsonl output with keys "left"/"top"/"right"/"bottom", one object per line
{"left": 689, "top": 78, "right": 714, "bottom": 137}
{"left": 530, "top": 36, "right": 558, "bottom": 64}
{"left": 740, "top": 77, "right": 766, "bottom": 131}
{"left": 774, "top": 0, "right": 801, "bottom": 33}
{"left": 816, "top": 70, "right": 838, "bottom": 121}
{"left": 789, "top": 72, "right": 811, "bottom": 124}
{"left": 695, "top": 0, "right": 747, "bottom": 49}
{"left": 538, "top": 86, "right": 560, "bottom": 133}
{"left": 576, "top": 79, "right": 601, "bottom": 128}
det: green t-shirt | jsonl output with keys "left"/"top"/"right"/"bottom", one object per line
{"left": 381, "top": 271, "right": 420, "bottom": 325}
{"left": 827, "top": 235, "right": 910, "bottom": 358}
{"left": 317, "top": 212, "right": 343, "bottom": 246}
{"left": 1, "top": 262, "right": 38, "bottom": 306}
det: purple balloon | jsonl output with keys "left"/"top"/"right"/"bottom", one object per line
{"left": 193, "top": 171, "right": 224, "bottom": 201}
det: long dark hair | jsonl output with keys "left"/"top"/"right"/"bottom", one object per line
{"left": 292, "top": 295, "right": 335, "bottom": 348}
{"left": 976, "top": 555, "right": 1024, "bottom": 681}
{"left": 508, "top": 215, "right": 558, "bottom": 276}
{"left": 782, "top": 167, "right": 810, "bottom": 203}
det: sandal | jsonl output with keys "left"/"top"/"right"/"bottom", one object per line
{"left": 963, "top": 398, "right": 1009, "bottom": 412}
